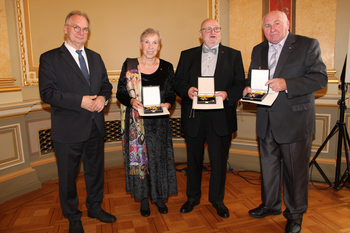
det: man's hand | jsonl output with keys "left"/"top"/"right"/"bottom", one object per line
{"left": 91, "top": 96, "right": 106, "bottom": 113}
{"left": 188, "top": 87, "right": 198, "bottom": 100}
{"left": 243, "top": 86, "right": 252, "bottom": 96}
{"left": 266, "top": 78, "right": 287, "bottom": 92}
{"left": 81, "top": 95, "right": 97, "bottom": 112}
{"left": 130, "top": 98, "right": 143, "bottom": 111}
{"left": 81, "top": 95, "right": 106, "bottom": 113}
{"left": 215, "top": 91, "right": 228, "bottom": 100}
{"left": 160, "top": 103, "right": 171, "bottom": 110}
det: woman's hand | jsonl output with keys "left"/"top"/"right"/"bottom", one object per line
{"left": 130, "top": 98, "right": 143, "bottom": 111}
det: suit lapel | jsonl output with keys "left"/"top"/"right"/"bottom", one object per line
{"left": 195, "top": 46, "right": 203, "bottom": 78}
{"left": 261, "top": 41, "right": 269, "bottom": 69}
{"left": 274, "top": 33, "right": 295, "bottom": 78}
{"left": 213, "top": 44, "right": 226, "bottom": 89}
{"left": 60, "top": 44, "right": 91, "bottom": 87}
{"left": 85, "top": 49, "right": 94, "bottom": 87}
{"left": 214, "top": 44, "right": 223, "bottom": 77}
{"left": 189, "top": 46, "right": 202, "bottom": 89}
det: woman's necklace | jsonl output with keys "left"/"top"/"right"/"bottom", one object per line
{"left": 140, "top": 58, "right": 157, "bottom": 67}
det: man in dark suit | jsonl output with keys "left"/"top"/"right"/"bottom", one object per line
{"left": 244, "top": 11, "right": 328, "bottom": 233}
{"left": 174, "top": 18, "right": 245, "bottom": 218}
{"left": 39, "top": 11, "right": 115, "bottom": 233}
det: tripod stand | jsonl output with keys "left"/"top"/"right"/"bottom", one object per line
{"left": 309, "top": 59, "right": 350, "bottom": 190}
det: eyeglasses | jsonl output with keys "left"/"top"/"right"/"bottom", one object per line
{"left": 66, "top": 25, "right": 89, "bottom": 34}
{"left": 201, "top": 26, "right": 221, "bottom": 33}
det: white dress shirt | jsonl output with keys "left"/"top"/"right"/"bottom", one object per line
{"left": 201, "top": 44, "right": 219, "bottom": 76}
{"left": 64, "top": 42, "right": 90, "bottom": 74}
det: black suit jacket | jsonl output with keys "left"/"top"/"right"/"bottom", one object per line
{"left": 246, "top": 33, "right": 328, "bottom": 143}
{"left": 39, "top": 43, "right": 112, "bottom": 143}
{"left": 174, "top": 44, "right": 245, "bottom": 137}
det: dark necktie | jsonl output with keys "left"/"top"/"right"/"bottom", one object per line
{"left": 76, "top": 50, "right": 90, "bottom": 85}
{"left": 203, "top": 47, "right": 217, "bottom": 54}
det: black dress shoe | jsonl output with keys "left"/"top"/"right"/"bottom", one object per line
{"left": 248, "top": 204, "right": 282, "bottom": 218}
{"left": 69, "top": 220, "right": 84, "bottom": 233}
{"left": 88, "top": 209, "right": 116, "bottom": 223}
{"left": 212, "top": 202, "right": 230, "bottom": 218}
{"left": 155, "top": 203, "right": 168, "bottom": 214}
{"left": 140, "top": 207, "right": 151, "bottom": 217}
{"left": 285, "top": 218, "right": 302, "bottom": 233}
{"left": 180, "top": 199, "right": 200, "bottom": 213}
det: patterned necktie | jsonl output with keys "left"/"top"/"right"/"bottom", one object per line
{"left": 269, "top": 44, "right": 279, "bottom": 79}
{"left": 76, "top": 50, "right": 90, "bottom": 85}
{"left": 203, "top": 47, "right": 217, "bottom": 54}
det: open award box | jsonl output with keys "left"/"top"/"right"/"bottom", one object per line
{"left": 243, "top": 69, "right": 270, "bottom": 101}
{"left": 197, "top": 77, "right": 216, "bottom": 104}
{"left": 142, "top": 86, "right": 163, "bottom": 114}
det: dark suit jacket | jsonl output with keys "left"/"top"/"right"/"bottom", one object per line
{"left": 39, "top": 43, "right": 112, "bottom": 143}
{"left": 246, "top": 32, "right": 328, "bottom": 144}
{"left": 174, "top": 44, "right": 245, "bottom": 137}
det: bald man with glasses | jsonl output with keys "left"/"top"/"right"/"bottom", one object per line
{"left": 174, "top": 18, "right": 245, "bottom": 218}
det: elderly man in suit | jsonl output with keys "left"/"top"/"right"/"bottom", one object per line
{"left": 39, "top": 11, "right": 115, "bottom": 233}
{"left": 244, "top": 11, "right": 328, "bottom": 233}
{"left": 174, "top": 18, "right": 245, "bottom": 218}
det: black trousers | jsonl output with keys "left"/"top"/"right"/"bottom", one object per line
{"left": 258, "top": 122, "right": 312, "bottom": 220}
{"left": 53, "top": 120, "right": 105, "bottom": 221}
{"left": 184, "top": 111, "right": 232, "bottom": 204}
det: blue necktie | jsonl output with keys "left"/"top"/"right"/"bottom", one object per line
{"left": 76, "top": 50, "right": 90, "bottom": 85}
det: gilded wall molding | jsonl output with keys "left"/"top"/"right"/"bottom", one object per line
{"left": 14, "top": 0, "right": 34, "bottom": 87}
{"left": 0, "top": 78, "right": 21, "bottom": 93}
{"left": 210, "top": 0, "right": 219, "bottom": 20}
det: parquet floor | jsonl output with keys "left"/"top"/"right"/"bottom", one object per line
{"left": 1, "top": 164, "right": 350, "bottom": 232}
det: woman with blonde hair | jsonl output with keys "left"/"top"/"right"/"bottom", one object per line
{"left": 117, "top": 28, "right": 178, "bottom": 217}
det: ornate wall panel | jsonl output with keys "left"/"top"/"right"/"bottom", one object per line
{"left": 0, "top": 0, "right": 12, "bottom": 78}
{"left": 15, "top": 0, "right": 213, "bottom": 87}
{"left": 0, "top": 0, "right": 21, "bottom": 96}
{"left": 313, "top": 113, "right": 331, "bottom": 153}
{"left": 232, "top": 111, "right": 332, "bottom": 156}
{"left": 233, "top": 111, "right": 258, "bottom": 146}
{"left": 296, "top": 0, "right": 336, "bottom": 69}
{"left": 229, "top": 0, "right": 337, "bottom": 72}
{"left": 0, "top": 124, "right": 25, "bottom": 170}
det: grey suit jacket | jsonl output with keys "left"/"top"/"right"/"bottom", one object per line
{"left": 39, "top": 43, "right": 112, "bottom": 143}
{"left": 246, "top": 32, "right": 328, "bottom": 143}
{"left": 174, "top": 44, "right": 245, "bottom": 137}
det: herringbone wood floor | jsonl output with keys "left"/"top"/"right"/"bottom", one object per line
{"left": 1, "top": 164, "right": 350, "bottom": 232}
